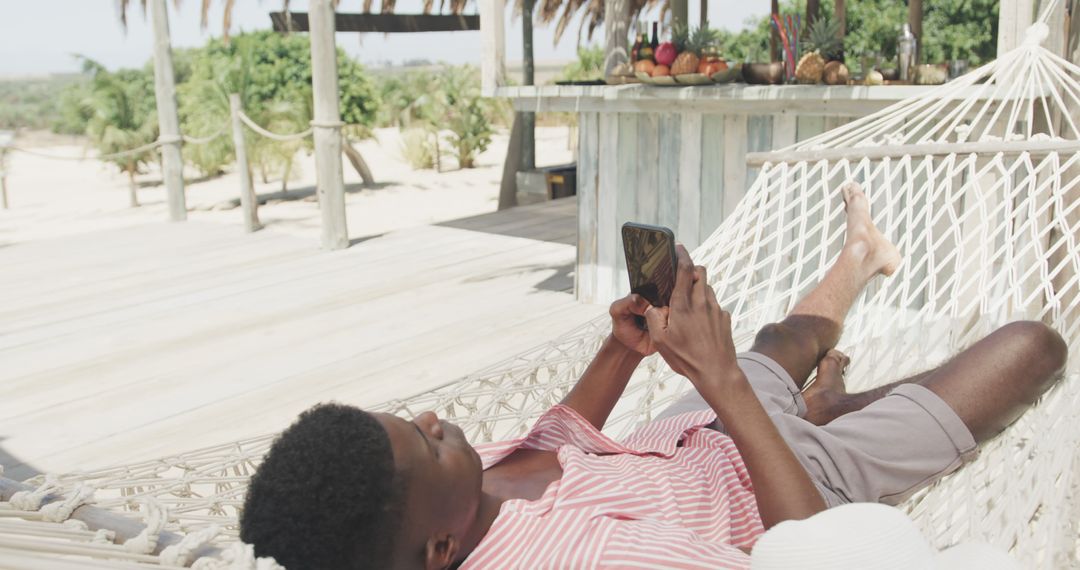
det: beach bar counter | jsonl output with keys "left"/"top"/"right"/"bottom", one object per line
{"left": 477, "top": 0, "right": 1037, "bottom": 304}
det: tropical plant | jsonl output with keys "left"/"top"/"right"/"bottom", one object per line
{"left": 804, "top": 14, "right": 844, "bottom": 61}
{"left": 400, "top": 127, "right": 438, "bottom": 169}
{"left": 79, "top": 58, "right": 159, "bottom": 207}
{"left": 177, "top": 30, "right": 379, "bottom": 187}
{"left": 437, "top": 66, "right": 495, "bottom": 169}
{"left": 557, "top": 45, "right": 605, "bottom": 82}
{"left": 374, "top": 69, "right": 442, "bottom": 129}
{"left": 711, "top": 0, "right": 998, "bottom": 68}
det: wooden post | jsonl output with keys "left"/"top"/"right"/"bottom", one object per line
{"left": 770, "top": 0, "right": 779, "bottom": 62}
{"left": 835, "top": 0, "right": 846, "bottom": 46}
{"left": 806, "top": 0, "right": 820, "bottom": 26}
{"left": 700, "top": 0, "right": 707, "bottom": 27}
{"left": 908, "top": 0, "right": 923, "bottom": 63}
{"left": 229, "top": 94, "right": 262, "bottom": 233}
{"left": 672, "top": 0, "right": 688, "bottom": 32}
{"left": 522, "top": 0, "right": 536, "bottom": 172}
{"left": 998, "top": 0, "right": 1036, "bottom": 54}
{"left": 148, "top": 0, "right": 187, "bottom": 222}
{"left": 479, "top": 0, "right": 505, "bottom": 96}
{"left": 308, "top": 0, "right": 349, "bottom": 250}
{"left": 603, "top": 0, "right": 630, "bottom": 78}
{"left": 0, "top": 149, "right": 7, "bottom": 210}
{"left": 498, "top": 114, "right": 523, "bottom": 210}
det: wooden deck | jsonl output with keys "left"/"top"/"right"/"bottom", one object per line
{"left": 0, "top": 197, "right": 604, "bottom": 480}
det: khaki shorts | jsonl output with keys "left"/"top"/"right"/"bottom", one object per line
{"left": 655, "top": 352, "right": 979, "bottom": 507}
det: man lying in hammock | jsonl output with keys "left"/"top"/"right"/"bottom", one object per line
{"left": 239, "top": 183, "right": 1067, "bottom": 570}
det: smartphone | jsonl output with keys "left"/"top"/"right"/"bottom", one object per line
{"left": 622, "top": 222, "right": 678, "bottom": 328}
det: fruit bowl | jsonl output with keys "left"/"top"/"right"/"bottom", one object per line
{"left": 634, "top": 71, "right": 655, "bottom": 84}
{"left": 711, "top": 64, "right": 743, "bottom": 84}
{"left": 674, "top": 73, "right": 712, "bottom": 85}
{"left": 651, "top": 75, "right": 677, "bottom": 85}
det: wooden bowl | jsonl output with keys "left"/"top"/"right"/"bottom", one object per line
{"left": 743, "top": 62, "right": 785, "bottom": 85}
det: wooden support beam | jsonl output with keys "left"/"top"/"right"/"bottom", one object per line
{"left": 835, "top": 0, "right": 846, "bottom": 44}
{"left": 998, "top": 0, "right": 1036, "bottom": 54}
{"left": 770, "top": 0, "right": 780, "bottom": 62}
{"left": 308, "top": 0, "right": 349, "bottom": 250}
{"left": 479, "top": 0, "right": 505, "bottom": 96}
{"left": 1, "top": 149, "right": 7, "bottom": 210}
{"left": 672, "top": 0, "right": 688, "bottom": 32}
{"left": 149, "top": 0, "right": 186, "bottom": 222}
{"left": 270, "top": 12, "right": 480, "bottom": 33}
{"left": 603, "top": 0, "right": 630, "bottom": 78}
{"left": 229, "top": 94, "right": 262, "bottom": 233}
{"left": 908, "top": 0, "right": 923, "bottom": 62}
{"left": 498, "top": 114, "right": 523, "bottom": 210}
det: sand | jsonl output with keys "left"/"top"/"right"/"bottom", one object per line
{"left": 0, "top": 126, "right": 576, "bottom": 246}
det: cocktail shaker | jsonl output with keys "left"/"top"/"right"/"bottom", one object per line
{"left": 898, "top": 23, "right": 917, "bottom": 81}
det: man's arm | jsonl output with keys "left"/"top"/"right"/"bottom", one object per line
{"left": 645, "top": 247, "right": 826, "bottom": 528}
{"left": 559, "top": 334, "right": 643, "bottom": 431}
{"left": 559, "top": 294, "right": 656, "bottom": 431}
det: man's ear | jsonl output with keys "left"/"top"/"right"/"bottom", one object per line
{"left": 424, "top": 534, "right": 459, "bottom": 570}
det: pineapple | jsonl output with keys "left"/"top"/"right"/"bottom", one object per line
{"left": 796, "top": 52, "right": 826, "bottom": 84}
{"left": 671, "top": 24, "right": 717, "bottom": 76}
{"left": 805, "top": 15, "right": 844, "bottom": 61}
{"left": 796, "top": 16, "right": 843, "bottom": 84}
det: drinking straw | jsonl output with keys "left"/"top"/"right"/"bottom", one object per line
{"left": 787, "top": 14, "right": 796, "bottom": 58}
{"left": 796, "top": 14, "right": 802, "bottom": 58}
{"left": 772, "top": 13, "right": 795, "bottom": 78}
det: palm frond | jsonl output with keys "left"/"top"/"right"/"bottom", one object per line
{"left": 116, "top": 0, "right": 147, "bottom": 29}
{"left": 222, "top": 0, "right": 236, "bottom": 39}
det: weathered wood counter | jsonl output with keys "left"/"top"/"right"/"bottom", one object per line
{"left": 500, "top": 84, "right": 950, "bottom": 303}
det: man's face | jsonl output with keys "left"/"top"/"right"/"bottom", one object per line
{"left": 374, "top": 411, "right": 484, "bottom": 562}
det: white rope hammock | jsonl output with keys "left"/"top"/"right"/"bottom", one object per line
{"left": 4, "top": 20, "right": 1080, "bottom": 569}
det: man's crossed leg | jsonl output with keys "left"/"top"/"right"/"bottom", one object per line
{"left": 659, "top": 182, "right": 1067, "bottom": 506}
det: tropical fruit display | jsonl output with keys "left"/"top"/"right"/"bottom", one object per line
{"left": 796, "top": 15, "right": 842, "bottom": 84}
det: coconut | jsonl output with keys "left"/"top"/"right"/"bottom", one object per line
{"left": 823, "top": 61, "right": 850, "bottom": 85}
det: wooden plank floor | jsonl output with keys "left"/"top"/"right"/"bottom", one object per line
{"left": 0, "top": 197, "right": 604, "bottom": 480}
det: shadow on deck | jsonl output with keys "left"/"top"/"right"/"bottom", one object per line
{"left": 437, "top": 196, "right": 578, "bottom": 246}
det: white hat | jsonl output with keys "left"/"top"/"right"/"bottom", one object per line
{"left": 750, "top": 503, "right": 1020, "bottom": 570}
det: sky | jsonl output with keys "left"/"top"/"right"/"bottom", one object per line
{"left": 0, "top": 0, "right": 768, "bottom": 77}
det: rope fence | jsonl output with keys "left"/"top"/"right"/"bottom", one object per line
{"left": 0, "top": 95, "right": 343, "bottom": 226}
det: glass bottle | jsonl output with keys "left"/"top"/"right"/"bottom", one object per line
{"left": 631, "top": 22, "right": 644, "bottom": 62}
{"left": 651, "top": 22, "right": 659, "bottom": 52}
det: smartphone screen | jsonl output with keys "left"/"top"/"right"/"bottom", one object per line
{"left": 622, "top": 222, "right": 678, "bottom": 309}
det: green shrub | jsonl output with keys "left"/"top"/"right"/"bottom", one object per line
{"left": 177, "top": 30, "right": 379, "bottom": 178}
{"left": 438, "top": 66, "right": 494, "bottom": 169}
{"left": 400, "top": 128, "right": 438, "bottom": 169}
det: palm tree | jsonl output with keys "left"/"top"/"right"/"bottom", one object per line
{"left": 81, "top": 58, "right": 160, "bottom": 207}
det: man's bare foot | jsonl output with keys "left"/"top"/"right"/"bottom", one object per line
{"left": 840, "top": 182, "right": 902, "bottom": 278}
{"left": 803, "top": 349, "right": 851, "bottom": 426}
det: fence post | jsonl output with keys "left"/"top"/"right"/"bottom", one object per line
{"left": 308, "top": 0, "right": 349, "bottom": 250}
{"left": 148, "top": 0, "right": 187, "bottom": 222}
{"left": 230, "top": 94, "right": 262, "bottom": 233}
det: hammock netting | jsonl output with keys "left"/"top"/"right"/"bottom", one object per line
{"left": 4, "top": 22, "right": 1080, "bottom": 569}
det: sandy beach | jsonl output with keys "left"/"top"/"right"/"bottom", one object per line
{"left": 1, "top": 125, "right": 575, "bottom": 246}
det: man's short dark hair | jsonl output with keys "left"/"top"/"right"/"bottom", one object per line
{"left": 240, "top": 403, "right": 406, "bottom": 569}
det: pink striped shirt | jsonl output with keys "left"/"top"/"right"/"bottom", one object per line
{"left": 459, "top": 405, "right": 763, "bottom": 569}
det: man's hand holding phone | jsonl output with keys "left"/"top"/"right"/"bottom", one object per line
{"left": 644, "top": 245, "right": 743, "bottom": 390}
{"left": 609, "top": 294, "right": 660, "bottom": 356}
